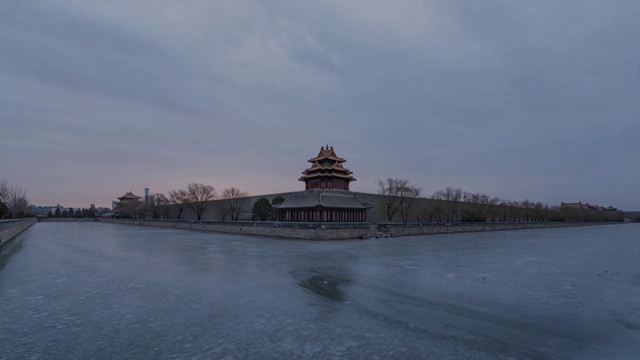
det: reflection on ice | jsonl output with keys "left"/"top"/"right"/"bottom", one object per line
{"left": 292, "top": 270, "right": 350, "bottom": 302}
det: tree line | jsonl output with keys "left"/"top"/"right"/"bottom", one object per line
{"left": 0, "top": 180, "right": 30, "bottom": 219}
{"left": 47, "top": 207, "right": 96, "bottom": 219}
{"left": 377, "top": 177, "right": 624, "bottom": 223}
{"left": 116, "top": 183, "right": 255, "bottom": 221}
{"left": 115, "top": 179, "right": 623, "bottom": 223}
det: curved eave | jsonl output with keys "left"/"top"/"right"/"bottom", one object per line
{"left": 307, "top": 156, "right": 346, "bottom": 163}
{"left": 299, "top": 174, "right": 356, "bottom": 181}
{"left": 117, "top": 196, "right": 141, "bottom": 201}
{"left": 301, "top": 168, "right": 353, "bottom": 175}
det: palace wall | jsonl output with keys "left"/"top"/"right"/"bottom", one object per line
{"left": 152, "top": 191, "right": 394, "bottom": 223}
{"left": 140, "top": 191, "right": 623, "bottom": 224}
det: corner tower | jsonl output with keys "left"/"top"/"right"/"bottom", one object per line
{"left": 275, "top": 145, "right": 370, "bottom": 222}
{"left": 299, "top": 145, "right": 356, "bottom": 190}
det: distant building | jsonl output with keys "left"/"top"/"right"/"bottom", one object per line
{"left": 561, "top": 202, "right": 618, "bottom": 211}
{"left": 29, "top": 203, "right": 65, "bottom": 215}
{"left": 117, "top": 192, "right": 142, "bottom": 207}
{"left": 275, "top": 145, "right": 370, "bottom": 222}
{"left": 114, "top": 191, "right": 144, "bottom": 218}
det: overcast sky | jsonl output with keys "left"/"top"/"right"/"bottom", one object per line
{"left": 1, "top": 0, "right": 639, "bottom": 210}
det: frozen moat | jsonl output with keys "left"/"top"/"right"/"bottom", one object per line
{"left": 1, "top": 222, "right": 639, "bottom": 359}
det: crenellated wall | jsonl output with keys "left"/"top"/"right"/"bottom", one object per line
{"left": 0, "top": 219, "right": 37, "bottom": 249}
{"left": 128, "top": 190, "right": 624, "bottom": 224}
{"left": 142, "top": 191, "right": 396, "bottom": 223}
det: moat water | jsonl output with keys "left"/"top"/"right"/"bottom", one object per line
{"left": 1, "top": 223, "right": 639, "bottom": 359}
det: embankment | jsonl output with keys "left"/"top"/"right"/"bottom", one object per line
{"left": 0, "top": 219, "right": 37, "bottom": 249}
{"left": 102, "top": 218, "right": 373, "bottom": 240}
{"left": 376, "top": 221, "right": 610, "bottom": 237}
{"left": 100, "top": 218, "right": 617, "bottom": 240}
{"left": 37, "top": 218, "right": 98, "bottom": 222}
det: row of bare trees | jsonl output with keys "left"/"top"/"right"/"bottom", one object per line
{"left": 377, "top": 178, "right": 623, "bottom": 223}
{"left": 0, "top": 180, "right": 31, "bottom": 219}
{"left": 116, "top": 183, "right": 251, "bottom": 221}
{"left": 376, "top": 178, "right": 422, "bottom": 223}
{"left": 425, "top": 189, "right": 555, "bottom": 223}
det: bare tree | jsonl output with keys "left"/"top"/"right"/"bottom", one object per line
{"left": 487, "top": 197, "right": 501, "bottom": 222}
{"left": 414, "top": 200, "right": 433, "bottom": 222}
{"left": 462, "top": 192, "right": 491, "bottom": 222}
{"left": 376, "top": 178, "right": 421, "bottom": 222}
{"left": 217, "top": 205, "right": 229, "bottom": 221}
{"left": 219, "top": 187, "right": 250, "bottom": 221}
{"left": 432, "top": 187, "right": 463, "bottom": 222}
{"left": 146, "top": 193, "right": 169, "bottom": 219}
{"left": 0, "top": 180, "right": 11, "bottom": 218}
{"left": 0, "top": 180, "right": 9, "bottom": 202}
{"left": 0, "top": 182, "right": 30, "bottom": 218}
{"left": 184, "top": 183, "right": 217, "bottom": 220}
{"left": 377, "top": 178, "right": 405, "bottom": 222}
{"left": 0, "top": 202, "right": 10, "bottom": 219}
{"left": 168, "top": 189, "right": 189, "bottom": 219}
{"left": 399, "top": 186, "right": 421, "bottom": 222}
{"left": 532, "top": 202, "right": 545, "bottom": 222}
{"left": 521, "top": 200, "right": 533, "bottom": 222}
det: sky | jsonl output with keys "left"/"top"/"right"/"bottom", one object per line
{"left": 1, "top": 1, "right": 639, "bottom": 210}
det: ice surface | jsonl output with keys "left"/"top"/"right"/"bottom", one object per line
{"left": 1, "top": 223, "right": 639, "bottom": 359}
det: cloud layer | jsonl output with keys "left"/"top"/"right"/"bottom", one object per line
{"left": 1, "top": 1, "right": 639, "bottom": 209}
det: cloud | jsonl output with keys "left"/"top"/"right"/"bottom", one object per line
{"left": 0, "top": 0, "right": 639, "bottom": 209}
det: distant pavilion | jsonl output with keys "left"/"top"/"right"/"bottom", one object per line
{"left": 275, "top": 146, "right": 370, "bottom": 222}
{"left": 117, "top": 191, "right": 142, "bottom": 208}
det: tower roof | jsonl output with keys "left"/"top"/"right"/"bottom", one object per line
{"left": 307, "top": 145, "right": 346, "bottom": 163}
{"left": 273, "top": 189, "right": 370, "bottom": 209}
{"left": 299, "top": 145, "right": 356, "bottom": 186}
{"left": 117, "top": 191, "right": 141, "bottom": 201}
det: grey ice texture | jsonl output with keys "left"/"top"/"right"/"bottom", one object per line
{"left": 0, "top": 222, "right": 639, "bottom": 359}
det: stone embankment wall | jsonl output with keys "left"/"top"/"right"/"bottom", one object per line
{"left": 37, "top": 218, "right": 98, "bottom": 222}
{"left": 102, "top": 218, "right": 614, "bottom": 240}
{"left": 102, "top": 219, "right": 375, "bottom": 240}
{"left": 377, "top": 221, "right": 607, "bottom": 237}
{"left": 624, "top": 211, "right": 640, "bottom": 222}
{"left": 0, "top": 219, "right": 37, "bottom": 249}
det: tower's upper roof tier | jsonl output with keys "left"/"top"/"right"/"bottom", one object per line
{"left": 307, "top": 145, "right": 346, "bottom": 163}
{"left": 303, "top": 161, "right": 352, "bottom": 174}
{"left": 299, "top": 171, "right": 356, "bottom": 181}
{"left": 299, "top": 145, "right": 356, "bottom": 183}
{"left": 117, "top": 191, "right": 141, "bottom": 201}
